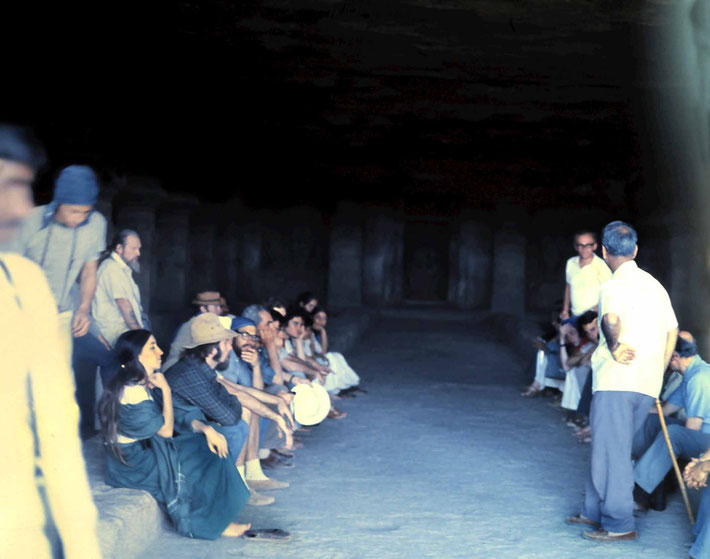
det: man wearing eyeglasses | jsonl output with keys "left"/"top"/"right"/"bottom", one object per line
{"left": 560, "top": 231, "right": 612, "bottom": 324}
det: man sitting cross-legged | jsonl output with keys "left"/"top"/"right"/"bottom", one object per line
{"left": 632, "top": 331, "right": 710, "bottom": 509}
{"left": 164, "top": 313, "right": 293, "bottom": 506}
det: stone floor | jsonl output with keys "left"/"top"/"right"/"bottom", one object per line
{"left": 134, "top": 314, "right": 695, "bottom": 559}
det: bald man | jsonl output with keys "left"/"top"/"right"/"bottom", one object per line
{"left": 632, "top": 331, "right": 710, "bottom": 500}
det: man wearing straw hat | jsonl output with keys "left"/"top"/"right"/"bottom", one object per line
{"left": 163, "top": 291, "right": 224, "bottom": 370}
{"left": 165, "top": 313, "right": 292, "bottom": 505}
{"left": 566, "top": 221, "right": 678, "bottom": 542}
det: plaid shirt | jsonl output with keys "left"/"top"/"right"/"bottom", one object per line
{"left": 164, "top": 355, "right": 242, "bottom": 426}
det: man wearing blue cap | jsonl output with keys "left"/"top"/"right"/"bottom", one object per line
{"left": 14, "top": 165, "right": 110, "bottom": 437}
{"left": 15, "top": 165, "right": 107, "bottom": 358}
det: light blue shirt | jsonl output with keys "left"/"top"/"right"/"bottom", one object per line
{"left": 667, "top": 356, "right": 710, "bottom": 433}
{"left": 221, "top": 351, "right": 253, "bottom": 387}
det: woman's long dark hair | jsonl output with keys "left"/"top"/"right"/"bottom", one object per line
{"left": 98, "top": 329, "right": 153, "bottom": 464}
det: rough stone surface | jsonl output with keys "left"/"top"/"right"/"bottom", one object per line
{"left": 131, "top": 311, "right": 694, "bottom": 558}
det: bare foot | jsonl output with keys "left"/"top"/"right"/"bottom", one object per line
{"left": 222, "top": 522, "right": 251, "bottom": 537}
{"left": 328, "top": 407, "right": 347, "bottom": 419}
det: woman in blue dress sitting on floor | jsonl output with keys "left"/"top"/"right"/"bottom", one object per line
{"left": 98, "top": 329, "right": 252, "bottom": 539}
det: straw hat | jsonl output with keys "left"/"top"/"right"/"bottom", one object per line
{"left": 184, "top": 312, "right": 236, "bottom": 348}
{"left": 290, "top": 383, "right": 330, "bottom": 426}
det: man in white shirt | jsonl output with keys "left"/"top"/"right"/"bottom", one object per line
{"left": 560, "top": 230, "right": 611, "bottom": 322}
{"left": 93, "top": 229, "right": 146, "bottom": 348}
{"left": 0, "top": 123, "right": 102, "bottom": 558}
{"left": 566, "top": 221, "right": 678, "bottom": 542}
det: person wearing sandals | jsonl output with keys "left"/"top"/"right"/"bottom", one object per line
{"left": 99, "top": 329, "right": 290, "bottom": 542}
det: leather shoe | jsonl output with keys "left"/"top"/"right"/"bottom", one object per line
{"left": 261, "top": 455, "right": 294, "bottom": 470}
{"left": 581, "top": 529, "right": 637, "bottom": 542}
{"left": 565, "top": 515, "right": 599, "bottom": 528}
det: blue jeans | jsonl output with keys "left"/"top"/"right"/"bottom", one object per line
{"left": 692, "top": 487, "right": 710, "bottom": 558}
{"left": 213, "top": 420, "right": 249, "bottom": 460}
{"left": 634, "top": 424, "right": 710, "bottom": 494}
{"left": 72, "top": 333, "right": 120, "bottom": 438}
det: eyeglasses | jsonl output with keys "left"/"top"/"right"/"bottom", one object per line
{"left": 575, "top": 243, "right": 595, "bottom": 249}
{"left": 236, "top": 332, "right": 260, "bottom": 342}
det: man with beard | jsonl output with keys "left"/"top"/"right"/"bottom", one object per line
{"left": 93, "top": 229, "right": 147, "bottom": 347}
{"left": 166, "top": 313, "right": 293, "bottom": 505}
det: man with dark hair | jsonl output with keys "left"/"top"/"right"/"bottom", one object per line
{"left": 93, "top": 229, "right": 146, "bottom": 348}
{"left": 560, "top": 230, "right": 611, "bottom": 323}
{"left": 0, "top": 124, "right": 101, "bottom": 557}
{"left": 633, "top": 331, "right": 710, "bottom": 504}
{"left": 567, "top": 220, "right": 678, "bottom": 542}
{"left": 165, "top": 313, "right": 292, "bottom": 504}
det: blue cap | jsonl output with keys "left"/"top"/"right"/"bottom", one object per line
{"left": 231, "top": 316, "right": 256, "bottom": 331}
{"left": 53, "top": 165, "right": 99, "bottom": 206}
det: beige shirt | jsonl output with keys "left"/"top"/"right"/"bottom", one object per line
{"left": 565, "top": 253, "right": 612, "bottom": 316}
{"left": 0, "top": 253, "right": 101, "bottom": 558}
{"left": 592, "top": 260, "right": 678, "bottom": 398}
{"left": 93, "top": 252, "right": 143, "bottom": 347}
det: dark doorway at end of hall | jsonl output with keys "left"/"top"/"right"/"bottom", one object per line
{"left": 403, "top": 220, "right": 450, "bottom": 303}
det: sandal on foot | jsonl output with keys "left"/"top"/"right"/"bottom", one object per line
{"left": 243, "top": 528, "right": 291, "bottom": 542}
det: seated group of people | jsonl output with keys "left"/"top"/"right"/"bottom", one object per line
{"left": 524, "top": 315, "right": 710, "bottom": 557}
{"left": 99, "top": 289, "right": 365, "bottom": 542}
{"left": 521, "top": 309, "right": 599, "bottom": 443}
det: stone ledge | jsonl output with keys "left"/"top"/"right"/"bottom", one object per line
{"left": 83, "top": 438, "right": 167, "bottom": 559}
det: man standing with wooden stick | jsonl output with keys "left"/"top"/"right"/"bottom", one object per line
{"left": 565, "top": 221, "right": 678, "bottom": 542}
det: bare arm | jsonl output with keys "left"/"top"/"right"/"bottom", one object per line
{"left": 264, "top": 341, "right": 285, "bottom": 384}
{"left": 319, "top": 328, "right": 329, "bottom": 354}
{"left": 561, "top": 283, "right": 571, "bottom": 319}
{"left": 687, "top": 417, "right": 704, "bottom": 430}
{"left": 72, "top": 259, "right": 98, "bottom": 336}
{"left": 601, "top": 312, "right": 636, "bottom": 364}
{"left": 566, "top": 344, "right": 597, "bottom": 368}
{"left": 115, "top": 297, "right": 141, "bottom": 330}
{"left": 218, "top": 377, "right": 281, "bottom": 405}
{"left": 154, "top": 386, "right": 174, "bottom": 437}
{"left": 190, "top": 419, "right": 228, "bottom": 458}
{"left": 663, "top": 327, "right": 679, "bottom": 371}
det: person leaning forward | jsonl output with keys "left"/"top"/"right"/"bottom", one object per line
{"left": 566, "top": 220, "right": 678, "bottom": 542}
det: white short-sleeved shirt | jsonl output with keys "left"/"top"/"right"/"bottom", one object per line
{"left": 565, "top": 254, "right": 611, "bottom": 316}
{"left": 93, "top": 252, "right": 144, "bottom": 347}
{"left": 591, "top": 260, "right": 678, "bottom": 398}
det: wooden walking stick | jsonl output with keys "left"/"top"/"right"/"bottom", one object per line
{"left": 655, "top": 398, "right": 695, "bottom": 524}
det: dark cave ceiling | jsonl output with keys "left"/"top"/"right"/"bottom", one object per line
{"left": 3, "top": 1, "right": 669, "bottom": 212}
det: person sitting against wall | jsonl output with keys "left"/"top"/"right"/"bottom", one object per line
{"left": 279, "top": 307, "right": 347, "bottom": 419}
{"left": 302, "top": 311, "right": 360, "bottom": 396}
{"left": 521, "top": 314, "right": 568, "bottom": 398}
{"left": 310, "top": 305, "right": 364, "bottom": 397}
{"left": 633, "top": 331, "right": 710, "bottom": 512}
{"left": 560, "top": 311, "right": 598, "bottom": 425}
{"left": 164, "top": 313, "right": 293, "bottom": 505}
{"left": 99, "top": 329, "right": 255, "bottom": 539}
{"left": 296, "top": 291, "right": 319, "bottom": 314}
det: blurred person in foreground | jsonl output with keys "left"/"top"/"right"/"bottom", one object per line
{"left": 0, "top": 123, "right": 102, "bottom": 557}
